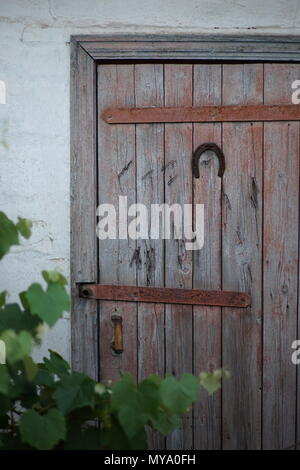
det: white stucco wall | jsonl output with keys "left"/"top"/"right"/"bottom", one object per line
{"left": 0, "top": 0, "right": 300, "bottom": 364}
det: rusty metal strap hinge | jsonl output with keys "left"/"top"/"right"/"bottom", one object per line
{"left": 79, "top": 284, "right": 251, "bottom": 309}
{"left": 101, "top": 104, "right": 300, "bottom": 124}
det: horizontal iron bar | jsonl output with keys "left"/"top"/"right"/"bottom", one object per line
{"left": 79, "top": 284, "right": 251, "bottom": 308}
{"left": 102, "top": 104, "right": 300, "bottom": 124}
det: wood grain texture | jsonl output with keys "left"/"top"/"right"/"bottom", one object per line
{"left": 75, "top": 34, "right": 300, "bottom": 41}
{"left": 102, "top": 104, "right": 300, "bottom": 124}
{"left": 263, "top": 64, "right": 300, "bottom": 450}
{"left": 135, "top": 64, "right": 165, "bottom": 450}
{"left": 72, "top": 37, "right": 300, "bottom": 449}
{"left": 97, "top": 64, "right": 137, "bottom": 382}
{"left": 222, "top": 64, "right": 263, "bottom": 449}
{"left": 298, "top": 238, "right": 300, "bottom": 450}
{"left": 193, "top": 64, "right": 222, "bottom": 449}
{"left": 164, "top": 64, "right": 194, "bottom": 449}
{"left": 70, "top": 41, "right": 98, "bottom": 379}
{"left": 75, "top": 35, "right": 300, "bottom": 62}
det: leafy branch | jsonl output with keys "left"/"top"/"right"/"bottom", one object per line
{"left": 0, "top": 212, "right": 227, "bottom": 450}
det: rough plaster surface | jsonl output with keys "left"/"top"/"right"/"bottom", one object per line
{"left": 0, "top": 0, "right": 300, "bottom": 364}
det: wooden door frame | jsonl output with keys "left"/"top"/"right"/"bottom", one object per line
{"left": 70, "top": 34, "right": 300, "bottom": 378}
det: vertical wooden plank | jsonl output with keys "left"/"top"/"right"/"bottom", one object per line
{"left": 193, "top": 64, "right": 222, "bottom": 449}
{"left": 298, "top": 177, "right": 300, "bottom": 452}
{"left": 135, "top": 64, "right": 165, "bottom": 450}
{"left": 298, "top": 213, "right": 300, "bottom": 451}
{"left": 70, "top": 42, "right": 98, "bottom": 379}
{"left": 263, "top": 64, "right": 299, "bottom": 450}
{"left": 97, "top": 64, "right": 137, "bottom": 381}
{"left": 164, "top": 64, "right": 193, "bottom": 449}
{"left": 222, "top": 64, "right": 263, "bottom": 449}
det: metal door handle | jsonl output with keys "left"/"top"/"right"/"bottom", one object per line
{"left": 192, "top": 142, "right": 225, "bottom": 178}
{"left": 111, "top": 314, "right": 123, "bottom": 354}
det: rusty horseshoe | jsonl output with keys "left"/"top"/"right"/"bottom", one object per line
{"left": 192, "top": 143, "right": 225, "bottom": 178}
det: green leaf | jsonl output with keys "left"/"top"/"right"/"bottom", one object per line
{"left": 20, "top": 409, "right": 66, "bottom": 450}
{"left": 8, "top": 369, "right": 37, "bottom": 404}
{"left": 179, "top": 374, "right": 199, "bottom": 402}
{"left": 16, "top": 217, "right": 32, "bottom": 240}
{"left": 151, "top": 374, "right": 199, "bottom": 434}
{"left": 0, "top": 303, "right": 40, "bottom": 336}
{"left": 19, "top": 291, "right": 29, "bottom": 310}
{"left": 0, "top": 330, "right": 32, "bottom": 364}
{"left": 199, "top": 370, "right": 223, "bottom": 395}
{"left": 53, "top": 372, "right": 95, "bottom": 414}
{"left": 0, "top": 432, "right": 31, "bottom": 450}
{"left": 0, "top": 290, "right": 8, "bottom": 308}
{"left": 0, "top": 414, "right": 9, "bottom": 429}
{"left": 127, "top": 428, "right": 148, "bottom": 450}
{"left": 111, "top": 372, "right": 136, "bottom": 409}
{"left": 33, "top": 367, "right": 55, "bottom": 387}
{"left": 0, "top": 212, "right": 19, "bottom": 259}
{"left": 137, "top": 378, "right": 161, "bottom": 417}
{"left": 23, "top": 355, "right": 38, "bottom": 381}
{"left": 42, "top": 270, "right": 68, "bottom": 286}
{"left": 43, "top": 350, "right": 70, "bottom": 377}
{"left": 160, "top": 374, "right": 199, "bottom": 414}
{"left": 112, "top": 374, "right": 158, "bottom": 441}
{"left": 0, "top": 396, "right": 11, "bottom": 414}
{"left": 25, "top": 282, "right": 70, "bottom": 327}
{"left": 65, "top": 426, "right": 102, "bottom": 450}
{"left": 151, "top": 411, "right": 180, "bottom": 436}
{"left": 100, "top": 419, "right": 132, "bottom": 450}
{"left": 118, "top": 405, "right": 148, "bottom": 440}
{"left": 100, "top": 416, "right": 148, "bottom": 450}
{"left": 0, "top": 365, "right": 10, "bottom": 395}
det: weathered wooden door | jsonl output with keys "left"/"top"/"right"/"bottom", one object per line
{"left": 71, "top": 37, "right": 300, "bottom": 450}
